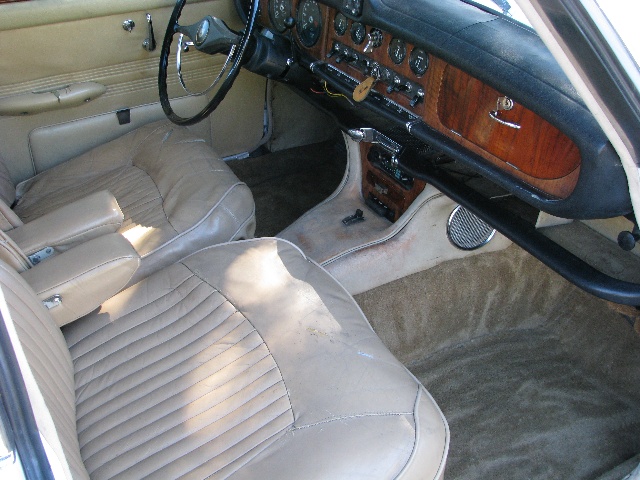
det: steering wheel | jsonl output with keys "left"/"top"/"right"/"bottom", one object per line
{"left": 159, "top": 0, "right": 260, "bottom": 126}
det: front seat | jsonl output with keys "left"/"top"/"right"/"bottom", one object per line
{"left": 2, "top": 237, "right": 449, "bottom": 479}
{"left": 6, "top": 121, "right": 255, "bottom": 283}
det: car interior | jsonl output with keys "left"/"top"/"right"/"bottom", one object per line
{"left": 0, "top": 0, "right": 639, "bottom": 478}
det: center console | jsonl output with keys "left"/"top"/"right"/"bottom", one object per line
{"left": 348, "top": 128, "right": 426, "bottom": 222}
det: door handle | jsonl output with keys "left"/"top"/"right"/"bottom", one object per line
{"left": 0, "top": 82, "right": 106, "bottom": 116}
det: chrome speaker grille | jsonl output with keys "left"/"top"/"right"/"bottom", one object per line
{"left": 447, "top": 205, "right": 496, "bottom": 250}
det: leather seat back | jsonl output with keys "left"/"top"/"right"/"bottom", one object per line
{"left": 0, "top": 154, "right": 16, "bottom": 207}
{"left": 0, "top": 259, "right": 89, "bottom": 479}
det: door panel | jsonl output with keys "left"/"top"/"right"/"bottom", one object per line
{"left": 0, "top": 0, "right": 266, "bottom": 183}
{"left": 28, "top": 96, "right": 211, "bottom": 174}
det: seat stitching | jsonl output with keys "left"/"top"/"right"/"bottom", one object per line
{"left": 129, "top": 123, "right": 171, "bottom": 162}
{"left": 26, "top": 222, "right": 124, "bottom": 254}
{"left": 292, "top": 412, "right": 414, "bottom": 430}
{"left": 72, "top": 278, "right": 208, "bottom": 373}
{"left": 395, "top": 387, "right": 423, "bottom": 480}
{"left": 33, "top": 254, "right": 137, "bottom": 293}
{"left": 16, "top": 166, "right": 130, "bottom": 216}
{"left": 81, "top": 356, "right": 276, "bottom": 446}
{"left": 229, "top": 205, "right": 257, "bottom": 240}
{"left": 74, "top": 287, "right": 227, "bottom": 388}
{"left": 82, "top": 355, "right": 278, "bottom": 460}
{"left": 13, "top": 319, "right": 78, "bottom": 442}
{"left": 129, "top": 154, "right": 176, "bottom": 234}
{"left": 114, "top": 181, "right": 161, "bottom": 211}
{"left": 139, "top": 182, "right": 249, "bottom": 258}
{"left": 88, "top": 385, "right": 288, "bottom": 474}
{"left": 199, "top": 415, "right": 294, "bottom": 480}
{"left": 123, "top": 392, "right": 290, "bottom": 479}
{"left": 76, "top": 324, "right": 262, "bottom": 428}
{"left": 14, "top": 318, "right": 73, "bottom": 386}
{"left": 4, "top": 284, "right": 73, "bottom": 400}
{"left": 67, "top": 272, "right": 197, "bottom": 350}
{"left": 117, "top": 194, "right": 162, "bottom": 214}
{"left": 221, "top": 202, "right": 240, "bottom": 224}
{"left": 180, "top": 262, "right": 295, "bottom": 416}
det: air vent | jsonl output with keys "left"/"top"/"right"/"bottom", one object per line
{"left": 447, "top": 205, "right": 496, "bottom": 250}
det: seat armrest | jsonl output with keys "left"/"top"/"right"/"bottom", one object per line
{"left": 21, "top": 233, "right": 140, "bottom": 327}
{"left": 8, "top": 190, "right": 124, "bottom": 257}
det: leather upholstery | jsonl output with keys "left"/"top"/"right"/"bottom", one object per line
{"left": 13, "top": 121, "right": 256, "bottom": 284}
{"left": 0, "top": 259, "right": 89, "bottom": 479}
{"left": 0, "top": 153, "right": 16, "bottom": 206}
{"left": 0, "top": 198, "right": 22, "bottom": 231}
{"left": 8, "top": 190, "right": 123, "bottom": 256}
{"left": 21, "top": 233, "right": 140, "bottom": 327}
{"left": 0, "top": 228, "right": 31, "bottom": 271}
{"left": 2, "top": 238, "right": 448, "bottom": 479}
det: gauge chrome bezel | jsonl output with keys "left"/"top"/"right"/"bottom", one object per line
{"left": 297, "top": 0, "right": 323, "bottom": 47}
{"left": 409, "top": 47, "right": 429, "bottom": 77}
{"left": 350, "top": 21, "right": 366, "bottom": 45}
{"left": 334, "top": 12, "right": 348, "bottom": 36}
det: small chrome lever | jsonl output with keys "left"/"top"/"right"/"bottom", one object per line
{"left": 143, "top": 13, "right": 156, "bottom": 52}
{"left": 363, "top": 29, "right": 383, "bottom": 53}
{"left": 489, "top": 96, "right": 521, "bottom": 129}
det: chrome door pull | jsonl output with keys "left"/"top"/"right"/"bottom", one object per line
{"left": 143, "top": 13, "right": 156, "bottom": 52}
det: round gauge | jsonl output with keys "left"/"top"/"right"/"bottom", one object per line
{"left": 297, "top": 0, "right": 323, "bottom": 47}
{"left": 269, "top": 0, "right": 292, "bottom": 33}
{"left": 350, "top": 22, "right": 366, "bottom": 45}
{"left": 388, "top": 38, "right": 407, "bottom": 64}
{"left": 334, "top": 12, "right": 348, "bottom": 36}
{"left": 409, "top": 47, "right": 429, "bottom": 76}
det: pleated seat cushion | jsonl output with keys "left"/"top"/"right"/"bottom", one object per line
{"left": 2, "top": 238, "right": 448, "bottom": 479}
{"left": 13, "top": 121, "right": 255, "bottom": 284}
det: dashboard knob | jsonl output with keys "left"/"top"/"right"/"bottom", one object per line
{"left": 410, "top": 89, "right": 425, "bottom": 107}
{"left": 618, "top": 229, "right": 640, "bottom": 251}
{"left": 363, "top": 29, "right": 383, "bottom": 53}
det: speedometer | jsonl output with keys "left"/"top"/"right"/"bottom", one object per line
{"left": 297, "top": 0, "right": 323, "bottom": 48}
{"left": 269, "top": 0, "right": 292, "bottom": 33}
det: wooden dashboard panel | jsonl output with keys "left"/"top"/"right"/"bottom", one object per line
{"left": 437, "top": 65, "right": 581, "bottom": 180}
{"left": 257, "top": 2, "right": 583, "bottom": 199}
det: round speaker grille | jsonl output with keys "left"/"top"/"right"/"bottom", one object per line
{"left": 447, "top": 205, "right": 496, "bottom": 250}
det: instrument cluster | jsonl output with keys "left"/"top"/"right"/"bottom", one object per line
{"left": 329, "top": 10, "right": 430, "bottom": 80}
{"left": 266, "top": 0, "right": 323, "bottom": 47}
{"left": 322, "top": 9, "right": 430, "bottom": 109}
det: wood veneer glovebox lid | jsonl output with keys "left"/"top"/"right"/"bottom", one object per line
{"left": 437, "top": 64, "right": 581, "bottom": 181}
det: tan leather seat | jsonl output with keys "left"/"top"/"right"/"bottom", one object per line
{"left": 7, "top": 121, "right": 255, "bottom": 283}
{"left": 2, "top": 238, "right": 449, "bottom": 479}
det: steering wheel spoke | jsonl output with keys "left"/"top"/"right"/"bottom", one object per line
{"left": 176, "top": 17, "right": 241, "bottom": 55}
{"left": 159, "top": 0, "right": 259, "bottom": 125}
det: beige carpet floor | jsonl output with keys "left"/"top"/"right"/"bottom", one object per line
{"left": 227, "top": 138, "right": 346, "bottom": 237}
{"left": 355, "top": 244, "right": 640, "bottom": 479}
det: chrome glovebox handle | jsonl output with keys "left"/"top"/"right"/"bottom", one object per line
{"left": 489, "top": 95, "right": 521, "bottom": 130}
{"left": 489, "top": 110, "right": 521, "bottom": 129}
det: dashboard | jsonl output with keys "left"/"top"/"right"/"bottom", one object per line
{"left": 238, "top": 0, "right": 631, "bottom": 220}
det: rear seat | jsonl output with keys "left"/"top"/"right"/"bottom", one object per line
{"left": 1, "top": 237, "right": 448, "bottom": 479}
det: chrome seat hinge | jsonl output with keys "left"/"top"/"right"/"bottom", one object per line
{"left": 42, "top": 294, "right": 62, "bottom": 310}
